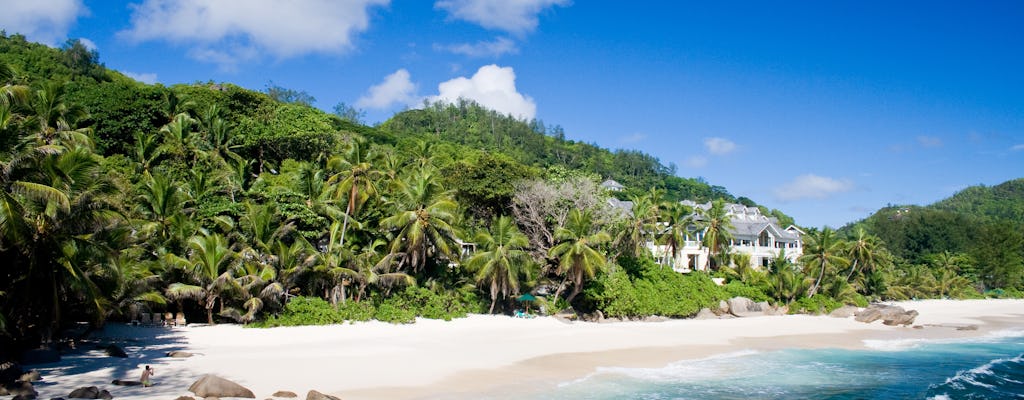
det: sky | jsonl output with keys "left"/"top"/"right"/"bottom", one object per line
{"left": 2, "top": 0, "right": 1022, "bottom": 228}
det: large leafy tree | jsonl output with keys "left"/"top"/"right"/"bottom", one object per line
{"left": 549, "top": 209, "right": 611, "bottom": 303}
{"left": 467, "top": 215, "right": 532, "bottom": 313}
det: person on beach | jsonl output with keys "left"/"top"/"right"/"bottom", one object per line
{"left": 140, "top": 365, "right": 154, "bottom": 387}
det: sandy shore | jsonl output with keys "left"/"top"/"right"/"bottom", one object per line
{"left": 19, "top": 299, "right": 1024, "bottom": 400}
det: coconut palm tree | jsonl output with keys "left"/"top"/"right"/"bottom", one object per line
{"left": 799, "top": 227, "right": 850, "bottom": 297}
{"left": 327, "top": 135, "right": 382, "bottom": 253}
{"left": 467, "top": 215, "right": 532, "bottom": 313}
{"left": 165, "top": 230, "right": 239, "bottom": 324}
{"left": 700, "top": 200, "right": 734, "bottom": 270}
{"left": 658, "top": 202, "right": 694, "bottom": 268}
{"left": 844, "top": 228, "right": 882, "bottom": 282}
{"left": 549, "top": 209, "right": 611, "bottom": 303}
{"left": 615, "top": 193, "right": 657, "bottom": 258}
{"left": 380, "top": 170, "right": 459, "bottom": 274}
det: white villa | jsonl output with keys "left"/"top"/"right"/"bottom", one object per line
{"left": 663, "top": 201, "right": 803, "bottom": 272}
{"left": 608, "top": 196, "right": 804, "bottom": 273}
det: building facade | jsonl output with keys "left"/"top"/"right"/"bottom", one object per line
{"left": 647, "top": 201, "right": 804, "bottom": 273}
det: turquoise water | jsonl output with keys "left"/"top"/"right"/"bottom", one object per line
{"left": 535, "top": 330, "right": 1024, "bottom": 400}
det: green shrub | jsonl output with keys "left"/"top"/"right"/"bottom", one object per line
{"left": 374, "top": 300, "right": 417, "bottom": 324}
{"left": 249, "top": 296, "right": 342, "bottom": 327}
{"left": 789, "top": 294, "right": 842, "bottom": 315}
{"left": 589, "top": 266, "right": 730, "bottom": 318}
{"left": 723, "top": 281, "right": 770, "bottom": 302}
{"left": 336, "top": 300, "right": 376, "bottom": 322}
{"left": 985, "top": 287, "right": 1024, "bottom": 299}
{"left": 852, "top": 294, "right": 870, "bottom": 308}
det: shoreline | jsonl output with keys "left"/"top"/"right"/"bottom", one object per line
{"left": 19, "top": 299, "right": 1024, "bottom": 400}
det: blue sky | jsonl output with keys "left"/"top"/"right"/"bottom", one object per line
{"left": 2, "top": 0, "right": 1022, "bottom": 228}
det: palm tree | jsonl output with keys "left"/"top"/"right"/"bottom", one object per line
{"left": 615, "top": 193, "right": 657, "bottom": 258}
{"left": 327, "top": 136, "right": 382, "bottom": 253}
{"left": 136, "top": 171, "right": 189, "bottom": 247}
{"left": 765, "top": 254, "right": 810, "bottom": 304}
{"left": 700, "top": 200, "right": 734, "bottom": 270}
{"left": 844, "top": 228, "right": 881, "bottom": 282}
{"left": 380, "top": 170, "right": 459, "bottom": 274}
{"left": 549, "top": 209, "right": 611, "bottom": 303}
{"left": 166, "top": 230, "right": 239, "bottom": 324}
{"left": 658, "top": 202, "right": 694, "bottom": 268}
{"left": 467, "top": 215, "right": 532, "bottom": 313}
{"left": 799, "top": 227, "right": 850, "bottom": 297}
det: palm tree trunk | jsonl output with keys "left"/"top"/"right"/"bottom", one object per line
{"left": 845, "top": 259, "right": 859, "bottom": 282}
{"left": 809, "top": 259, "right": 826, "bottom": 297}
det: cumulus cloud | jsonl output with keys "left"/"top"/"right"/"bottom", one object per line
{"left": 435, "top": 37, "right": 518, "bottom": 57}
{"left": 435, "top": 0, "right": 570, "bottom": 35}
{"left": 684, "top": 156, "right": 708, "bottom": 168}
{"left": 704, "top": 137, "right": 737, "bottom": 155}
{"left": 774, "top": 174, "right": 854, "bottom": 202}
{"left": 1011, "top": 144, "right": 1024, "bottom": 151}
{"left": 356, "top": 69, "right": 418, "bottom": 109}
{"left": 428, "top": 64, "right": 536, "bottom": 119}
{"left": 120, "top": 0, "right": 389, "bottom": 68}
{"left": 123, "top": 71, "right": 159, "bottom": 84}
{"left": 0, "top": 0, "right": 87, "bottom": 45}
{"left": 78, "top": 37, "right": 98, "bottom": 51}
{"left": 917, "top": 135, "right": 943, "bottom": 148}
{"left": 619, "top": 132, "right": 647, "bottom": 145}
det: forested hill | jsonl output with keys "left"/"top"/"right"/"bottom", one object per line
{"left": 0, "top": 33, "right": 788, "bottom": 215}
{"left": 382, "top": 101, "right": 733, "bottom": 203}
{"left": 844, "top": 178, "right": 1024, "bottom": 275}
{"left": 931, "top": 179, "right": 1024, "bottom": 224}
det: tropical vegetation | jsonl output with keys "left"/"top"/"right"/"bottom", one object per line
{"left": 0, "top": 33, "right": 1021, "bottom": 360}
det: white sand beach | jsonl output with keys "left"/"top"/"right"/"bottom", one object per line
{"left": 20, "top": 299, "right": 1024, "bottom": 400}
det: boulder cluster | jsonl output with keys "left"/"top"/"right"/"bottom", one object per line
{"left": 693, "top": 297, "right": 789, "bottom": 319}
{"left": 853, "top": 304, "right": 919, "bottom": 326}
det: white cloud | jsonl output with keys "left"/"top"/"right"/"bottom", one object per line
{"left": 619, "top": 132, "right": 647, "bottom": 145}
{"left": 774, "top": 174, "right": 854, "bottom": 202}
{"left": 704, "top": 137, "right": 737, "bottom": 155}
{"left": 428, "top": 64, "right": 536, "bottom": 119}
{"left": 435, "top": 0, "right": 570, "bottom": 35}
{"left": 120, "top": 0, "right": 389, "bottom": 68}
{"left": 0, "top": 0, "right": 87, "bottom": 45}
{"left": 1011, "top": 144, "right": 1024, "bottom": 151}
{"left": 435, "top": 37, "right": 518, "bottom": 57}
{"left": 78, "top": 37, "right": 98, "bottom": 51}
{"left": 123, "top": 71, "right": 159, "bottom": 84}
{"left": 917, "top": 135, "right": 943, "bottom": 148}
{"left": 356, "top": 69, "right": 418, "bottom": 109}
{"left": 684, "top": 156, "right": 708, "bottom": 168}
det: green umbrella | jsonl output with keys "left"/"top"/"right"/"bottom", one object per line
{"left": 517, "top": 293, "right": 537, "bottom": 302}
{"left": 516, "top": 293, "right": 537, "bottom": 314}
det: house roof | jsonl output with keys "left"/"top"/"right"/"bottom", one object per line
{"left": 600, "top": 179, "right": 625, "bottom": 190}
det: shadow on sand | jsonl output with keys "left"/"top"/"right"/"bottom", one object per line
{"left": 26, "top": 323, "right": 199, "bottom": 399}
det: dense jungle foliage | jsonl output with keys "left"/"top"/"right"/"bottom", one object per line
{"left": 1, "top": 33, "right": 1021, "bottom": 356}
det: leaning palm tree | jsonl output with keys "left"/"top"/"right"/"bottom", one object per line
{"left": 467, "top": 215, "right": 532, "bottom": 313}
{"left": 700, "top": 200, "right": 734, "bottom": 270}
{"left": 327, "top": 135, "right": 382, "bottom": 253}
{"left": 799, "top": 227, "right": 849, "bottom": 297}
{"left": 549, "top": 209, "right": 611, "bottom": 303}
{"left": 380, "top": 170, "right": 459, "bottom": 274}
{"left": 844, "top": 227, "right": 881, "bottom": 282}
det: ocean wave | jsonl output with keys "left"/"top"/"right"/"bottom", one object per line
{"left": 926, "top": 353, "right": 1024, "bottom": 399}
{"left": 558, "top": 349, "right": 761, "bottom": 387}
{"left": 863, "top": 329, "right": 1024, "bottom": 351}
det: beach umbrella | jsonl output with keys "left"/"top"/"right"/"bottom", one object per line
{"left": 517, "top": 293, "right": 537, "bottom": 302}
{"left": 517, "top": 293, "right": 537, "bottom": 313}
